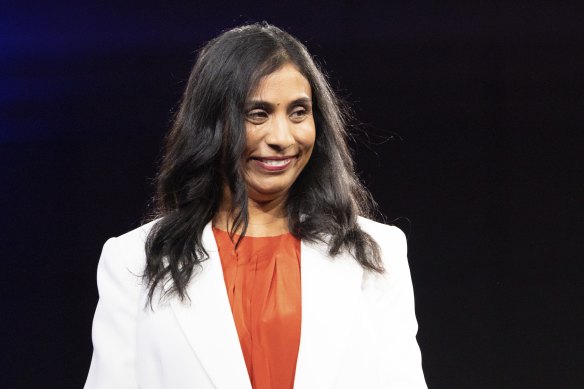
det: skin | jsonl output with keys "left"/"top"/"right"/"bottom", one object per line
{"left": 214, "top": 63, "right": 316, "bottom": 237}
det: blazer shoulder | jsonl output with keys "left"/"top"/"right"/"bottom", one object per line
{"left": 98, "top": 219, "right": 160, "bottom": 273}
{"left": 108, "top": 219, "right": 160, "bottom": 253}
{"left": 115, "top": 218, "right": 159, "bottom": 242}
{"left": 357, "top": 216, "right": 406, "bottom": 245}
{"left": 357, "top": 216, "right": 408, "bottom": 274}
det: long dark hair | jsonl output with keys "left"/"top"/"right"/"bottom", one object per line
{"left": 145, "top": 22, "right": 383, "bottom": 304}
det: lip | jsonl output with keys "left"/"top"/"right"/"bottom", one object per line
{"left": 250, "top": 155, "right": 297, "bottom": 172}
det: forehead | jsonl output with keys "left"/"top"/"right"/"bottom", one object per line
{"left": 249, "top": 63, "right": 312, "bottom": 101}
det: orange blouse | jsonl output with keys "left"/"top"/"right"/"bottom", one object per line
{"left": 212, "top": 228, "right": 302, "bottom": 389}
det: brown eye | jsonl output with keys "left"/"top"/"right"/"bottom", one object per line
{"left": 246, "top": 109, "right": 268, "bottom": 124}
{"left": 290, "top": 107, "right": 309, "bottom": 122}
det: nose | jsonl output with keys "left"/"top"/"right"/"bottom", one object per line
{"left": 265, "top": 114, "right": 294, "bottom": 150}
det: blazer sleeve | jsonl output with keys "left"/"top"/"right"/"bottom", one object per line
{"left": 377, "top": 225, "right": 427, "bottom": 388}
{"left": 85, "top": 237, "right": 140, "bottom": 389}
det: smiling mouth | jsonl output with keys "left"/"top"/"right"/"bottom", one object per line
{"left": 259, "top": 158, "right": 290, "bottom": 166}
{"left": 251, "top": 156, "right": 296, "bottom": 171}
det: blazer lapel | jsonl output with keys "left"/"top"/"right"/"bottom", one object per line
{"left": 169, "top": 223, "right": 251, "bottom": 389}
{"left": 294, "top": 239, "right": 364, "bottom": 389}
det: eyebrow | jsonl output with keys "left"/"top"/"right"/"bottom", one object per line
{"left": 244, "top": 97, "right": 313, "bottom": 110}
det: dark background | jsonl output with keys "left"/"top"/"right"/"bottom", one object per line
{"left": 1, "top": 1, "right": 582, "bottom": 388}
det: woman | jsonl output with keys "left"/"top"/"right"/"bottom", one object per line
{"left": 85, "top": 23, "right": 427, "bottom": 389}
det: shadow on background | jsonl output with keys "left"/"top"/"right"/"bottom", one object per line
{"left": 1, "top": 2, "right": 582, "bottom": 388}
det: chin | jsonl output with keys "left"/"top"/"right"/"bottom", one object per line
{"left": 247, "top": 186, "right": 290, "bottom": 202}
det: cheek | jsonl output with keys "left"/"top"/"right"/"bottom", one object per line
{"left": 297, "top": 121, "right": 316, "bottom": 150}
{"left": 244, "top": 127, "right": 261, "bottom": 153}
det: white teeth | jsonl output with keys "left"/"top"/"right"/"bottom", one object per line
{"left": 262, "top": 159, "right": 290, "bottom": 166}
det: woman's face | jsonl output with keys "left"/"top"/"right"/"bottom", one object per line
{"left": 242, "top": 63, "right": 316, "bottom": 203}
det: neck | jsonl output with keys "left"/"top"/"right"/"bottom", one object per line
{"left": 213, "top": 192, "right": 289, "bottom": 237}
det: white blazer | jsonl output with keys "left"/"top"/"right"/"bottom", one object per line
{"left": 85, "top": 217, "right": 427, "bottom": 389}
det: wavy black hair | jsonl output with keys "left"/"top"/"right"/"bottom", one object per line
{"left": 145, "top": 22, "right": 383, "bottom": 304}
